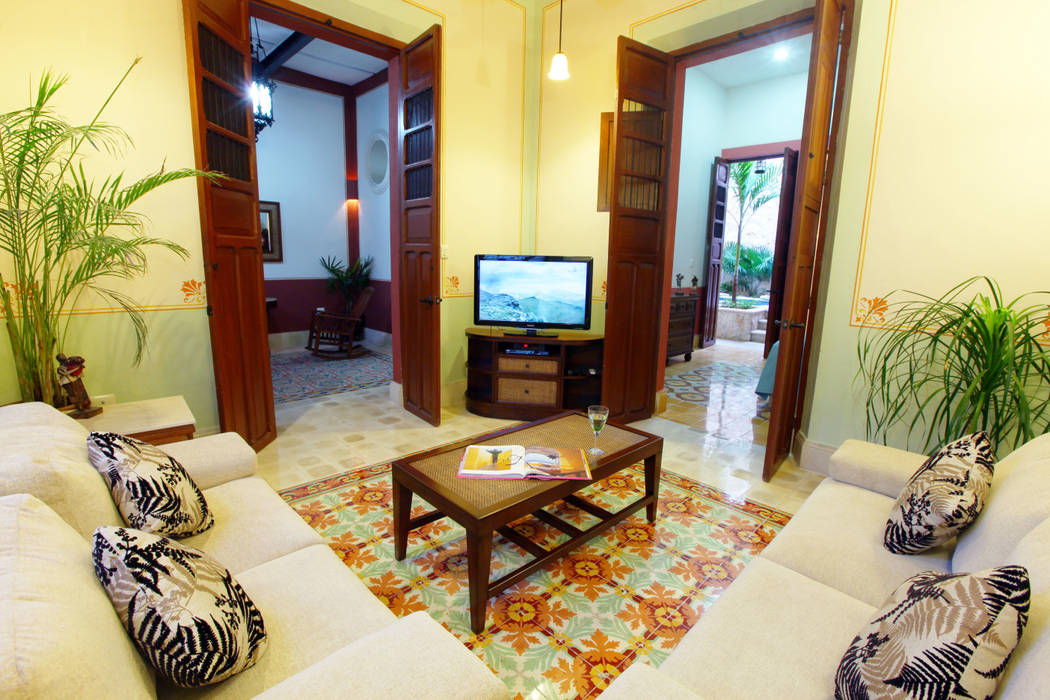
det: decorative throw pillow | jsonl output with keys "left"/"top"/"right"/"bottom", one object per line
{"left": 92, "top": 526, "right": 268, "bottom": 687}
{"left": 87, "top": 431, "right": 213, "bottom": 538}
{"left": 835, "top": 566, "right": 1029, "bottom": 700}
{"left": 884, "top": 432, "right": 994, "bottom": 554}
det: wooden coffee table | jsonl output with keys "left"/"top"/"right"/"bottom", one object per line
{"left": 391, "top": 412, "right": 663, "bottom": 633}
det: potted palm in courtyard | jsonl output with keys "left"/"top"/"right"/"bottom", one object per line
{"left": 0, "top": 62, "right": 212, "bottom": 405}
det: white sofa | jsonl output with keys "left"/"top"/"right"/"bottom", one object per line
{"left": 603, "top": 437, "right": 1050, "bottom": 698}
{"left": 0, "top": 402, "right": 508, "bottom": 699}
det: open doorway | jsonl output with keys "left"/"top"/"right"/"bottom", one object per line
{"left": 663, "top": 34, "right": 809, "bottom": 446}
{"left": 249, "top": 16, "right": 396, "bottom": 405}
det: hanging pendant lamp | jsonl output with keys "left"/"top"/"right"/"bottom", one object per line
{"left": 548, "top": 0, "right": 570, "bottom": 80}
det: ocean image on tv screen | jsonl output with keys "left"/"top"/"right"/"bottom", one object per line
{"left": 478, "top": 259, "right": 589, "bottom": 326}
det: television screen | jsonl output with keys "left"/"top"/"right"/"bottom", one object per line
{"left": 474, "top": 255, "right": 593, "bottom": 330}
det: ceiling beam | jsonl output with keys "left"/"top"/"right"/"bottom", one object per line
{"left": 256, "top": 31, "right": 314, "bottom": 79}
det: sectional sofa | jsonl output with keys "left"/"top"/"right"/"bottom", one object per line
{"left": 602, "top": 437, "right": 1050, "bottom": 698}
{"left": 0, "top": 402, "right": 508, "bottom": 699}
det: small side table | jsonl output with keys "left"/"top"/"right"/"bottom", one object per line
{"left": 76, "top": 396, "right": 196, "bottom": 445}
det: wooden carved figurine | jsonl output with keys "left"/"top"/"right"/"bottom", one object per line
{"left": 691, "top": 275, "right": 699, "bottom": 288}
{"left": 56, "top": 353, "right": 102, "bottom": 418}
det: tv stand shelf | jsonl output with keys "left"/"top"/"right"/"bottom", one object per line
{"left": 465, "top": 327, "right": 603, "bottom": 420}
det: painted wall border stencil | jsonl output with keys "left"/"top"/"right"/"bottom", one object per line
{"left": 849, "top": 0, "right": 896, "bottom": 329}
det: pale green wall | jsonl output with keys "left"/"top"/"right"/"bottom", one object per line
{"left": 673, "top": 68, "right": 807, "bottom": 288}
{"left": 673, "top": 69, "right": 726, "bottom": 286}
{"left": 721, "top": 72, "right": 808, "bottom": 148}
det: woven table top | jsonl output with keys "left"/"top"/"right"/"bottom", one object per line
{"left": 395, "top": 413, "right": 658, "bottom": 516}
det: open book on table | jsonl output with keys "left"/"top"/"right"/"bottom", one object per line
{"left": 457, "top": 445, "right": 592, "bottom": 480}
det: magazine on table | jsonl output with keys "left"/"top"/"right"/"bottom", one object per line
{"left": 457, "top": 445, "right": 592, "bottom": 480}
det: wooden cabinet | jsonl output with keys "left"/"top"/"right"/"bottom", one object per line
{"left": 465, "top": 328, "right": 604, "bottom": 420}
{"left": 667, "top": 294, "right": 698, "bottom": 361}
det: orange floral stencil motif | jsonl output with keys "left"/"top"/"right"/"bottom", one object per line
{"left": 855, "top": 295, "right": 888, "bottom": 324}
{"left": 1041, "top": 312, "right": 1050, "bottom": 340}
{"left": 445, "top": 275, "right": 459, "bottom": 294}
{"left": 181, "top": 279, "right": 206, "bottom": 305}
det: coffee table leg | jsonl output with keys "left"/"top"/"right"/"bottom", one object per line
{"left": 645, "top": 452, "right": 662, "bottom": 523}
{"left": 392, "top": 475, "right": 411, "bottom": 561}
{"left": 466, "top": 530, "right": 493, "bottom": 634}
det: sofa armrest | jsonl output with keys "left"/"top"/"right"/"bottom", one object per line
{"left": 600, "top": 662, "right": 705, "bottom": 699}
{"left": 253, "top": 611, "right": 509, "bottom": 700}
{"left": 828, "top": 439, "right": 927, "bottom": 498}
{"left": 160, "top": 433, "right": 256, "bottom": 489}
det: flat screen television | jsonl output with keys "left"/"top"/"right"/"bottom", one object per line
{"left": 474, "top": 255, "right": 593, "bottom": 334}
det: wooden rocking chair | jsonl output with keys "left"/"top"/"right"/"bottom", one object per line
{"left": 306, "top": 286, "right": 374, "bottom": 358}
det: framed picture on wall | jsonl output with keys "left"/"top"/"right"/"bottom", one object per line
{"left": 260, "top": 201, "right": 283, "bottom": 262}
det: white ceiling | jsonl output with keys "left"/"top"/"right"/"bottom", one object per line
{"left": 252, "top": 18, "right": 388, "bottom": 87}
{"left": 692, "top": 33, "right": 812, "bottom": 88}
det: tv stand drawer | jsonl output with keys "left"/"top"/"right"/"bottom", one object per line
{"left": 497, "top": 377, "right": 557, "bottom": 405}
{"left": 497, "top": 356, "right": 558, "bottom": 375}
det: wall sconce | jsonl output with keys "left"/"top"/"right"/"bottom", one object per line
{"left": 346, "top": 179, "right": 359, "bottom": 200}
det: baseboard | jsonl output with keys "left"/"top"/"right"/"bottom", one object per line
{"left": 388, "top": 381, "right": 402, "bottom": 404}
{"left": 654, "top": 388, "right": 668, "bottom": 414}
{"left": 797, "top": 430, "right": 837, "bottom": 476}
{"left": 442, "top": 379, "right": 467, "bottom": 408}
{"left": 268, "top": 330, "right": 308, "bottom": 352}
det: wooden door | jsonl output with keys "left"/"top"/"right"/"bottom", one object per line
{"left": 700, "top": 158, "right": 728, "bottom": 348}
{"left": 182, "top": 0, "right": 276, "bottom": 450}
{"left": 763, "top": 0, "right": 853, "bottom": 480}
{"left": 397, "top": 26, "right": 442, "bottom": 425}
{"left": 602, "top": 37, "right": 676, "bottom": 422}
{"left": 764, "top": 147, "right": 799, "bottom": 356}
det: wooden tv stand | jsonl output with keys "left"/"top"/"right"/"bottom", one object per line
{"left": 465, "top": 327, "right": 604, "bottom": 420}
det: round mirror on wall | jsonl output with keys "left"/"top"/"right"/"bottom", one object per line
{"left": 366, "top": 130, "right": 389, "bottom": 195}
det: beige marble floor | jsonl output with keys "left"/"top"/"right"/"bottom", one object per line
{"left": 257, "top": 339, "right": 822, "bottom": 513}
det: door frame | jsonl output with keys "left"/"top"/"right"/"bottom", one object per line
{"left": 651, "top": 4, "right": 849, "bottom": 469}
{"left": 193, "top": 0, "right": 420, "bottom": 418}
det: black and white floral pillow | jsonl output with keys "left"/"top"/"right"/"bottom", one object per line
{"left": 87, "top": 432, "right": 213, "bottom": 538}
{"left": 835, "top": 565, "right": 1029, "bottom": 700}
{"left": 92, "top": 526, "right": 267, "bottom": 687}
{"left": 884, "top": 432, "right": 994, "bottom": 554}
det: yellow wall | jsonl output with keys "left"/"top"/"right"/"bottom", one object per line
{"left": 801, "top": 0, "right": 1050, "bottom": 449}
{"left": 0, "top": 0, "right": 531, "bottom": 422}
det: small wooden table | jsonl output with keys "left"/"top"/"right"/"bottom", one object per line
{"left": 75, "top": 395, "right": 196, "bottom": 445}
{"left": 391, "top": 412, "right": 663, "bottom": 633}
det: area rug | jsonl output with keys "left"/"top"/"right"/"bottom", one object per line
{"left": 664, "top": 361, "right": 763, "bottom": 405}
{"left": 279, "top": 462, "right": 790, "bottom": 700}
{"left": 270, "top": 349, "right": 392, "bottom": 403}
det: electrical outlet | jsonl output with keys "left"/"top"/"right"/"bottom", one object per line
{"left": 92, "top": 393, "right": 116, "bottom": 406}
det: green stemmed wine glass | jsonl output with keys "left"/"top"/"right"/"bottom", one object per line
{"left": 587, "top": 405, "right": 610, "bottom": 458}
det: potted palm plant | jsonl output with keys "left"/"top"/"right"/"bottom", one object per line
{"left": 320, "top": 255, "right": 374, "bottom": 314}
{"left": 0, "top": 62, "right": 212, "bottom": 405}
{"left": 856, "top": 277, "right": 1050, "bottom": 455}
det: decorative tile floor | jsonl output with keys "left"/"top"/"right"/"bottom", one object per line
{"left": 270, "top": 348, "right": 393, "bottom": 403}
{"left": 280, "top": 461, "right": 791, "bottom": 700}
{"left": 663, "top": 340, "right": 770, "bottom": 446}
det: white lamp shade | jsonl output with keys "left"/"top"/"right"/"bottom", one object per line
{"left": 548, "top": 52, "right": 570, "bottom": 81}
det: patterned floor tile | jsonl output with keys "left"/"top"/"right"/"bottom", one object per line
{"left": 280, "top": 462, "right": 790, "bottom": 700}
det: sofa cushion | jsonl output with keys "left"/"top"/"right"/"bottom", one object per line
{"left": 658, "top": 558, "right": 876, "bottom": 699}
{"left": 884, "top": 432, "right": 993, "bottom": 554}
{"left": 600, "top": 661, "right": 704, "bottom": 700}
{"left": 157, "top": 544, "right": 397, "bottom": 700}
{"left": 0, "top": 494, "right": 154, "bottom": 699}
{"left": 253, "top": 611, "right": 509, "bottom": 700}
{"left": 87, "top": 432, "right": 214, "bottom": 538}
{"left": 93, "top": 526, "right": 268, "bottom": 688}
{"left": 953, "top": 433, "right": 1050, "bottom": 573}
{"left": 835, "top": 566, "right": 1030, "bottom": 700}
{"left": 0, "top": 406, "right": 121, "bottom": 539}
{"left": 995, "top": 516, "right": 1050, "bottom": 696}
{"left": 760, "top": 479, "right": 952, "bottom": 606}
{"left": 183, "top": 476, "right": 323, "bottom": 573}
